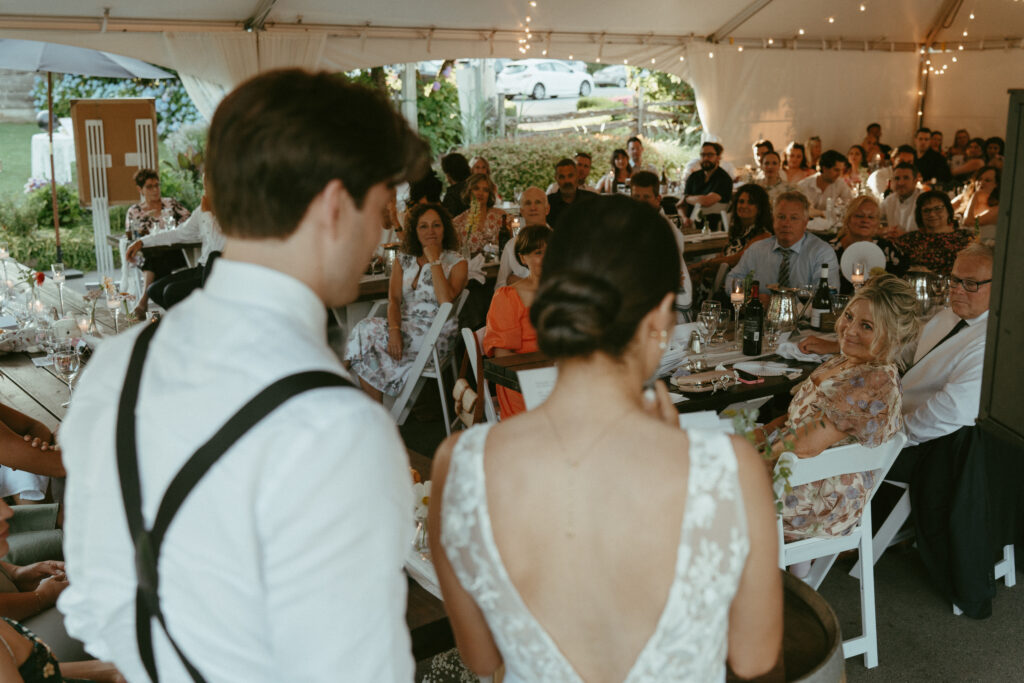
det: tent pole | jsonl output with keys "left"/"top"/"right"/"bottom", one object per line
{"left": 47, "top": 71, "right": 63, "bottom": 264}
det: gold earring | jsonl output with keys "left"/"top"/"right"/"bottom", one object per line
{"left": 658, "top": 329, "right": 668, "bottom": 351}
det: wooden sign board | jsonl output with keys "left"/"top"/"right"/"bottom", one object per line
{"left": 70, "top": 98, "right": 157, "bottom": 207}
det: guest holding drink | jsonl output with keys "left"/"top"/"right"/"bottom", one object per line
{"left": 430, "top": 195, "right": 781, "bottom": 681}
{"left": 954, "top": 166, "right": 1000, "bottom": 234}
{"left": 594, "top": 148, "right": 631, "bottom": 194}
{"left": 760, "top": 274, "right": 920, "bottom": 541}
{"left": 950, "top": 137, "right": 986, "bottom": 179}
{"left": 346, "top": 203, "right": 468, "bottom": 402}
{"left": 893, "top": 191, "right": 972, "bottom": 276}
{"left": 829, "top": 196, "right": 904, "bottom": 293}
{"left": 483, "top": 225, "right": 552, "bottom": 418}
{"left": 452, "top": 174, "right": 507, "bottom": 257}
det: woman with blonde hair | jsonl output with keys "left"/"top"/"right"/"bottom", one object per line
{"left": 829, "top": 195, "right": 904, "bottom": 293}
{"left": 452, "top": 173, "right": 508, "bottom": 257}
{"left": 767, "top": 273, "right": 921, "bottom": 541}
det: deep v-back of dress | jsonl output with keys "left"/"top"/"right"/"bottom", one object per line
{"left": 441, "top": 424, "right": 749, "bottom": 682}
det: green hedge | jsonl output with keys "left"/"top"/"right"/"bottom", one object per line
{"left": 459, "top": 133, "right": 697, "bottom": 199}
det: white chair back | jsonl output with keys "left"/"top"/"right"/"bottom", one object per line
{"left": 460, "top": 327, "right": 500, "bottom": 423}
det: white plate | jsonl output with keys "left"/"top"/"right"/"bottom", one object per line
{"left": 733, "top": 361, "right": 794, "bottom": 377}
{"left": 840, "top": 241, "right": 886, "bottom": 281}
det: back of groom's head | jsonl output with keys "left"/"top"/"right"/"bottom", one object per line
{"left": 207, "top": 69, "right": 428, "bottom": 240}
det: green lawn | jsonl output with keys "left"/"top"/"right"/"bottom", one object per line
{"left": 0, "top": 122, "right": 40, "bottom": 204}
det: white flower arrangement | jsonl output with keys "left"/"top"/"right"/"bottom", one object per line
{"left": 412, "top": 481, "right": 432, "bottom": 521}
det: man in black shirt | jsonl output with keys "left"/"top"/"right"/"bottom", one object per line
{"left": 677, "top": 142, "right": 732, "bottom": 229}
{"left": 546, "top": 158, "right": 596, "bottom": 226}
{"left": 914, "top": 127, "right": 952, "bottom": 184}
{"left": 440, "top": 153, "right": 471, "bottom": 217}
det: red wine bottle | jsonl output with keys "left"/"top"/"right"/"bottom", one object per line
{"left": 742, "top": 281, "right": 764, "bottom": 356}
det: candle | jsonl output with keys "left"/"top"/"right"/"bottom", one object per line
{"left": 851, "top": 273, "right": 865, "bottom": 286}
{"left": 730, "top": 282, "right": 744, "bottom": 305}
{"left": 77, "top": 318, "right": 89, "bottom": 334}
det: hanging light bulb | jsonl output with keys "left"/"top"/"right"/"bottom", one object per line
{"left": 768, "top": 38, "right": 774, "bottom": 45}
{"left": 708, "top": 51, "right": 715, "bottom": 58}
{"left": 860, "top": 4, "right": 866, "bottom": 11}
{"left": 798, "top": 28, "right": 805, "bottom": 35}
{"left": 651, "top": 57, "right": 657, "bottom": 63}
{"left": 828, "top": 17, "right": 835, "bottom": 23}
{"left": 738, "top": 45, "right": 744, "bottom": 52}
{"left": 679, "top": 55, "right": 685, "bottom": 61}
{"left": 952, "top": 56, "right": 958, "bottom": 62}
{"left": 969, "top": 12, "right": 975, "bottom": 19}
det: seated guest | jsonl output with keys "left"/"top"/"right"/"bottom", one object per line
{"left": 796, "top": 150, "right": 852, "bottom": 218}
{"left": 470, "top": 156, "right": 492, "bottom": 178}
{"left": 124, "top": 169, "right": 191, "bottom": 318}
{"left": 408, "top": 171, "right": 444, "bottom": 206}
{"left": 843, "top": 145, "right": 867, "bottom": 189}
{"left": 441, "top": 153, "right": 472, "bottom": 218}
{"left": 495, "top": 187, "right": 550, "bottom": 289}
{"left": 830, "top": 196, "right": 904, "bottom": 293}
{"left": 452, "top": 173, "right": 507, "bottom": 257}
{"left": 800, "top": 244, "right": 993, "bottom": 484}
{"left": 752, "top": 139, "right": 773, "bottom": 168}
{"left": 345, "top": 203, "right": 468, "bottom": 402}
{"left": 756, "top": 150, "right": 792, "bottom": 201}
{"left": 806, "top": 135, "right": 823, "bottom": 169}
{"left": 867, "top": 145, "right": 916, "bottom": 198}
{"left": 126, "top": 189, "right": 225, "bottom": 312}
{"left": 549, "top": 151, "right": 596, "bottom": 193}
{"left": 761, "top": 274, "right": 920, "bottom": 541}
{"left": 893, "top": 191, "right": 972, "bottom": 276}
{"left": 429, "top": 195, "right": 781, "bottom": 681}
{"left": 483, "top": 225, "right": 552, "bottom": 418}
{"left": 984, "top": 136, "right": 1005, "bottom": 170}
{"left": 783, "top": 141, "right": 814, "bottom": 184}
{"left": 630, "top": 171, "right": 692, "bottom": 312}
{"left": 954, "top": 166, "right": 1000, "bottom": 235}
{"left": 880, "top": 162, "right": 922, "bottom": 235}
{"left": 594, "top": 148, "right": 631, "bottom": 194}
{"left": 946, "top": 128, "right": 970, "bottom": 165}
{"left": 950, "top": 137, "right": 986, "bottom": 179}
{"left": 677, "top": 141, "right": 733, "bottom": 229}
{"left": 726, "top": 191, "right": 839, "bottom": 296}
{"left": 930, "top": 130, "right": 944, "bottom": 156}
{"left": 690, "top": 183, "right": 773, "bottom": 287}
{"left": 862, "top": 122, "right": 891, "bottom": 165}
{"left": 627, "top": 135, "right": 657, "bottom": 174}
{"left": 914, "top": 127, "right": 952, "bottom": 184}
{"left": 546, "top": 158, "right": 596, "bottom": 226}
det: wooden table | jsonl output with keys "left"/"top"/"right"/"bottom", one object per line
{"left": 105, "top": 234, "right": 204, "bottom": 268}
{"left": 682, "top": 234, "right": 729, "bottom": 261}
{"left": 484, "top": 351, "right": 817, "bottom": 414}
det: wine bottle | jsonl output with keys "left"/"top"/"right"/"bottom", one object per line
{"left": 810, "top": 263, "right": 834, "bottom": 331}
{"left": 742, "top": 281, "right": 764, "bottom": 356}
{"left": 498, "top": 214, "right": 511, "bottom": 255}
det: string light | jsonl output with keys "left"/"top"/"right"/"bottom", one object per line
{"left": 679, "top": 55, "right": 685, "bottom": 61}
{"left": 969, "top": 12, "right": 975, "bottom": 19}
{"left": 860, "top": 4, "right": 866, "bottom": 11}
{"left": 737, "top": 46, "right": 744, "bottom": 52}
{"left": 952, "top": 56, "right": 958, "bottom": 62}
{"left": 623, "top": 58, "right": 629, "bottom": 64}
{"left": 828, "top": 17, "right": 835, "bottom": 23}
{"left": 798, "top": 28, "right": 805, "bottom": 35}
{"left": 767, "top": 37, "right": 774, "bottom": 45}
{"left": 708, "top": 51, "right": 715, "bottom": 58}
{"left": 962, "top": 30, "right": 968, "bottom": 36}
{"left": 650, "top": 57, "right": 657, "bottom": 63}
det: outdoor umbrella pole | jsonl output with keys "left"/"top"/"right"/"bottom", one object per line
{"left": 48, "top": 72, "right": 64, "bottom": 264}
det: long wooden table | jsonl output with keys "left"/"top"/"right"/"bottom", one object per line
{"left": 483, "top": 350, "right": 817, "bottom": 414}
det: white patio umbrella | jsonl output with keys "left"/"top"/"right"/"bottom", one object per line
{"left": 0, "top": 38, "right": 174, "bottom": 263}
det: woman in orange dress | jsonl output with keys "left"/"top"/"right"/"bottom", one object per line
{"left": 483, "top": 225, "right": 552, "bottom": 418}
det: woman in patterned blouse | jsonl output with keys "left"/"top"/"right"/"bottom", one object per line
{"left": 893, "top": 191, "right": 973, "bottom": 276}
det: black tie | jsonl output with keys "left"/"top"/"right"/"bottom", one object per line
{"left": 912, "top": 318, "right": 968, "bottom": 369}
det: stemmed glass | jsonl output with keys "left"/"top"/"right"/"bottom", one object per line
{"left": 53, "top": 344, "right": 80, "bottom": 408}
{"left": 51, "top": 263, "right": 66, "bottom": 317}
{"left": 851, "top": 262, "right": 866, "bottom": 290}
{"left": 698, "top": 301, "right": 721, "bottom": 347}
{"left": 713, "top": 309, "right": 731, "bottom": 344}
{"left": 730, "top": 279, "right": 745, "bottom": 350}
{"left": 106, "top": 292, "right": 122, "bottom": 334}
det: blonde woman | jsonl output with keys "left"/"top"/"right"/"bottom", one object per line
{"left": 452, "top": 173, "right": 507, "bottom": 257}
{"left": 828, "top": 195, "right": 904, "bottom": 293}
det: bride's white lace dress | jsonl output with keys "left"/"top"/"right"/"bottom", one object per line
{"left": 440, "top": 424, "right": 750, "bottom": 682}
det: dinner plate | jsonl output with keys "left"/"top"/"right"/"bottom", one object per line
{"left": 671, "top": 369, "right": 736, "bottom": 393}
{"left": 733, "top": 361, "right": 793, "bottom": 377}
{"left": 840, "top": 241, "right": 886, "bottom": 281}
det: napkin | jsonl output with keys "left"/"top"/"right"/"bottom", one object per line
{"left": 466, "top": 254, "right": 487, "bottom": 285}
{"left": 776, "top": 339, "right": 829, "bottom": 363}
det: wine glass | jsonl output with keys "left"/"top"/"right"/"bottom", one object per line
{"left": 51, "top": 262, "right": 66, "bottom": 317}
{"left": 713, "top": 309, "right": 731, "bottom": 344}
{"left": 699, "top": 301, "right": 721, "bottom": 346}
{"left": 106, "top": 292, "right": 122, "bottom": 334}
{"left": 832, "top": 295, "right": 851, "bottom": 318}
{"left": 730, "top": 279, "right": 745, "bottom": 350}
{"left": 53, "top": 345, "right": 80, "bottom": 408}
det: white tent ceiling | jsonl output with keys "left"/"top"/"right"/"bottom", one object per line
{"left": 1, "top": 1, "right": 1022, "bottom": 159}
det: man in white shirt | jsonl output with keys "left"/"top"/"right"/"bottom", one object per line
{"left": 496, "top": 186, "right": 549, "bottom": 288}
{"left": 867, "top": 144, "right": 917, "bottom": 199}
{"left": 795, "top": 149, "right": 852, "bottom": 217}
{"left": 630, "top": 171, "right": 692, "bottom": 312}
{"left": 880, "top": 162, "right": 921, "bottom": 236}
{"left": 799, "top": 244, "right": 993, "bottom": 481}
{"left": 58, "top": 70, "right": 425, "bottom": 682}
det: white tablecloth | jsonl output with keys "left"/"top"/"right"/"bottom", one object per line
{"left": 30, "top": 132, "right": 75, "bottom": 184}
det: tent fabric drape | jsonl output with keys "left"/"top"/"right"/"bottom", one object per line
{"left": 925, "top": 50, "right": 1024, "bottom": 141}
{"left": 680, "top": 44, "right": 922, "bottom": 166}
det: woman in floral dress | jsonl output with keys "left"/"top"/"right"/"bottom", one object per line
{"left": 760, "top": 273, "right": 921, "bottom": 541}
{"left": 451, "top": 174, "right": 507, "bottom": 257}
{"left": 345, "top": 203, "right": 468, "bottom": 401}
{"left": 894, "top": 191, "right": 973, "bottom": 276}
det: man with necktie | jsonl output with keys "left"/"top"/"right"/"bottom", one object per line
{"left": 800, "top": 243, "right": 993, "bottom": 479}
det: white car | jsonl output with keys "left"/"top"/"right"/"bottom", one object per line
{"left": 496, "top": 59, "right": 595, "bottom": 99}
{"left": 593, "top": 64, "right": 629, "bottom": 87}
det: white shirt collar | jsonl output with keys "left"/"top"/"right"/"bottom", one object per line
{"left": 964, "top": 310, "right": 988, "bottom": 327}
{"left": 203, "top": 259, "right": 327, "bottom": 342}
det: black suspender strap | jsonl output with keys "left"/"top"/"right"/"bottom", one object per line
{"left": 115, "top": 321, "right": 354, "bottom": 682}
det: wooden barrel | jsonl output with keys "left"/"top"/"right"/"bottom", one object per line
{"left": 728, "top": 571, "right": 844, "bottom": 683}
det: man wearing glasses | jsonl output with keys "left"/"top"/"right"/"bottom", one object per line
{"left": 799, "top": 243, "right": 993, "bottom": 479}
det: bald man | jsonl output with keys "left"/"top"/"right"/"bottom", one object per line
{"left": 496, "top": 186, "right": 550, "bottom": 289}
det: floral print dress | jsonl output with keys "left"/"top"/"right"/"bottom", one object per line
{"left": 0, "top": 618, "right": 65, "bottom": 681}
{"left": 125, "top": 197, "right": 190, "bottom": 238}
{"left": 345, "top": 251, "right": 465, "bottom": 396}
{"left": 892, "top": 229, "right": 972, "bottom": 276}
{"left": 780, "top": 356, "right": 903, "bottom": 540}
{"left": 452, "top": 207, "right": 506, "bottom": 256}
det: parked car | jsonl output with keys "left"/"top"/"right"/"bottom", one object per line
{"left": 593, "top": 64, "right": 629, "bottom": 87}
{"left": 496, "top": 59, "right": 595, "bottom": 99}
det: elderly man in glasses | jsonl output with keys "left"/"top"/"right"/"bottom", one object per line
{"left": 800, "top": 243, "right": 993, "bottom": 478}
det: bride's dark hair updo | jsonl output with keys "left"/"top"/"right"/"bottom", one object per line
{"left": 530, "top": 195, "right": 680, "bottom": 359}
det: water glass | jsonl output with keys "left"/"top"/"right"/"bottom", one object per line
{"left": 53, "top": 344, "right": 80, "bottom": 408}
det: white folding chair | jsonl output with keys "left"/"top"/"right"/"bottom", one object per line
{"left": 689, "top": 202, "right": 730, "bottom": 233}
{"left": 775, "top": 432, "right": 907, "bottom": 669}
{"left": 384, "top": 290, "right": 469, "bottom": 437}
{"left": 460, "top": 327, "right": 500, "bottom": 423}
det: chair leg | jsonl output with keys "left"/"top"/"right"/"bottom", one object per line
{"left": 434, "top": 350, "right": 453, "bottom": 437}
{"left": 855, "top": 504, "right": 879, "bottom": 668}
{"left": 851, "top": 486, "right": 911, "bottom": 579}
{"left": 954, "top": 543, "right": 1016, "bottom": 615}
